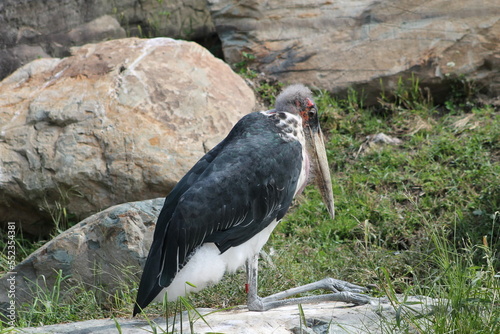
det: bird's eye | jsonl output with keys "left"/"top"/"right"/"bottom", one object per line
{"left": 308, "top": 108, "right": 316, "bottom": 118}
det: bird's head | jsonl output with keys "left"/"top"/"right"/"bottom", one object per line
{"left": 275, "top": 84, "right": 317, "bottom": 127}
{"left": 275, "top": 84, "right": 335, "bottom": 219}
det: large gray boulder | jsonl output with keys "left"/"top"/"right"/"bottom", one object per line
{"left": 0, "top": 198, "right": 163, "bottom": 319}
{"left": 0, "top": 0, "right": 215, "bottom": 79}
{"left": 0, "top": 37, "right": 255, "bottom": 235}
{"left": 208, "top": 0, "right": 500, "bottom": 103}
{"left": 19, "top": 298, "right": 440, "bottom": 333}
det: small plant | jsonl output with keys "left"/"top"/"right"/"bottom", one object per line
{"left": 256, "top": 81, "right": 284, "bottom": 106}
{"left": 443, "top": 73, "right": 480, "bottom": 112}
{"left": 41, "top": 185, "right": 82, "bottom": 235}
{"left": 112, "top": 316, "right": 123, "bottom": 334}
{"left": 298, "top": 303, "right": 306, "bottom": 331}
{"left": 0, "top": 325, "right": 16, "bottom": 333}
{"left": 102, "top": 264, "right": 143, "bottom": 316}
{"left": 0, "top": 229, "right": 46, "bottom": 271}
{"left": 345, "top": 87, "right": 366, "bottom": 113}
{"left": 137, "top": 24, "right": 144, "bottom": 38}
{"left": 16, "top": 270, "right": 103, "bottom": 327}
{"left": 378, "top": 73, "right": 434, "bottom": 112}
{"left": 234, "top": 52, "right": 258, "bottom": 79}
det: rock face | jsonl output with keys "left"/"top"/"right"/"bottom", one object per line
{"left": 19, "top": 297, "right": 439, "bottom": 333}
{"left": 0, "top": 0, "right": 215, "bottom": 79}
{"left": 0, "top": 37, "right": 255, "bottom": 235}
{"left": 208, "top": 0, "right": 500, "bottom": 103}
{"left": 0, "top": 198, "right": 163, "bottom": 318}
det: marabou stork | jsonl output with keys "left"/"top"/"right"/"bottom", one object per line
{"left": 134, "top": 84, "right": 370, "bottom": 315}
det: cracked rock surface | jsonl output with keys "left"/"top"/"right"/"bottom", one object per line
{"left": 208, "top": 0, "right": 500, "bottom": 103}
{"left": 0, "top": 37, "right": 255, "bottom": 235}
{"left": 20, "top": 297, "right": 440, "bottom": 333}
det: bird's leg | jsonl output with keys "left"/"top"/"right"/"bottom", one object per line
{"left": 245, "top": 253, "right": 263, "bottom": 310}
{"left": 245, "top": 254, "right": 374, "bottom": 311}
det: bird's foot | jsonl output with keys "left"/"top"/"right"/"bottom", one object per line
{"left": 246, "top": 277, "right": 375, "bottom": 311}
{"left": 318, "top": 277, "right": 368, "bottom": 294}
{"left": 328, "top": 291, "right": 374, "bottom": 305}
{"left": 247, "top": 291, "right": 374, "bottom": 311}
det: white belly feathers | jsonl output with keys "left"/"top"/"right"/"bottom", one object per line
{"left": 154, "top": 219, "right": 280, "bottom": 302}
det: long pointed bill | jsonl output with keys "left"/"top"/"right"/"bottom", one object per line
{"left": 304, "top": 122, "right": 335, "bottom": 219}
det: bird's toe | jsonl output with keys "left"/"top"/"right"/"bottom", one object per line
{"left": 323, "top": 277, "right": 368, "bottom": 293}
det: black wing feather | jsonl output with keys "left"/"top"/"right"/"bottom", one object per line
{"left": 134, "top": 112, "right": 302, "bottom": 314}
{"left": 133, "top": 141, "right": 225, "bottom": 315}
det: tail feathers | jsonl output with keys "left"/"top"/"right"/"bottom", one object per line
{"left": 133, "top": 284, "right": 164, "bottom": 316}
{"left": 133, "top": 243, "right": 164, "bottom": 316}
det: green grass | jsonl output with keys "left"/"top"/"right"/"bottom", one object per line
{"left": 1, "top": 77, "right": 499, "bottom": 333}
{"left": 15, "top": 270, "right": 106, "bottom": 328}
